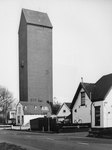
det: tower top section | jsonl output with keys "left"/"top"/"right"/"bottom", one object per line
{"left": 19, "top": 8, "right": 52, "bottom": 29}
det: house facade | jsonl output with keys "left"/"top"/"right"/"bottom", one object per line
{"left": 9, "top": 110, "right": 16, "bottom": 119}
{"left": 57, "top": 103, "right": 71, "bottom": 122}
{"left": 71, "top": 73, "right": 112, "bottom": 129}
{"left": 16, "top": 103, "right": 24, "bottom": 125}
{"left": 72, "top": 88, "right": 91, "bottom": 124}
{"left": 71, "top": 82, "right": 93, "bottom": 126}
{"left": 7, "top": 110, "right": 16, "bottom": 125}
{"left": 91, "top": 74, "right": 112, "bottom": 129}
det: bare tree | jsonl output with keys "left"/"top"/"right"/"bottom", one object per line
{"left": 0, "top": 86, "right": 15, "bottom": 124}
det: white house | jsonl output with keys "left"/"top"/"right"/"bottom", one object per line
{"left": 71, "top": 82, "right": 93, "bottom": 126}
{"left": 91, "top": 74, "right": 112, "bottom": 129}
{"left": 9, "top": 110, "right": 16, "bottom": 119}
{"left": 16, "top": 102, "right": 51, "bottom": 126}
{"left": 71, "top": 73, "right": 112, "bottom": 129}
{"left": 7, "top": 110, "right": 16, "bottom": 125}
{"left": 16, "top": 103, "right": 24, "bottom": 125}
{"left": 57, "top": 103, "right": 71, "bottom": 122}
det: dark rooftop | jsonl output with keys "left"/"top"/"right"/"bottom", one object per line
{"left": 65, "top": 103, "right": 71, "bottom": 109}
{"left": 22, "top": 8, "right": 52, "bottom": 28}
{"left": 71, "top": 73, "right": 112, "bottom": 109}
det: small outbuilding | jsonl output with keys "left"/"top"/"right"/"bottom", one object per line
{"left": 57, "top": 102, "right": 71, "bottom": 122}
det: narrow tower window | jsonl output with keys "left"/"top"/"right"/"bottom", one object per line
{"left": 21, "top": 61, "right": 24, "bottom": 68}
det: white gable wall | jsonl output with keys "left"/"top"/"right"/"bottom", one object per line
{"left": 92, "top": 88, "right": 112, "bottom": 128}
{"left": 16, "top": 103, "right": 24, "bottom": 125}
{"left": 57, "top": 104, "right": 70, "bottom": 117}
{"left": 72, "top": 88, "right": 91, "bottom": 124}
{"left": 57, "top": 104, "right": 71, "bottom": 121}
{"left": 92, "top": 101, "right": 103, "bottom": 128}
{"left": 103, "top": 88, "right": 112, "bottom": 128}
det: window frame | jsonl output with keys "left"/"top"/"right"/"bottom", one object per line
{"left": 18, "top": 116, "right": 20, "bottom": 124}
{"left": 18, "top": 107, "right": 21, "bottom": 114}
{"left": 95, "top": 106, "right": 100, "bottom": 126}
{"left": 81, "top": 92, "right": 85, "bottom": 106}
{"left": 63, "top": 110, "right": 66, "bottom": 113}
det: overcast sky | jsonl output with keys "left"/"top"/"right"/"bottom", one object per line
{"left": 0, "top": 0, "right": 112, "bottom": 103}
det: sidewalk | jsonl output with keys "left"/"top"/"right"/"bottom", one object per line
{"left": 12, "top": 125, "right": 30, "bottom": 130}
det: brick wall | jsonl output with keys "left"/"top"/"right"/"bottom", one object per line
{"left": 27, "top": 25, "right": 52, "bottom": 103}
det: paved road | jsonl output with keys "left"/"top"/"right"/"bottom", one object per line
{"left": 0, "top": 130, "right": 112, "bottom": 150}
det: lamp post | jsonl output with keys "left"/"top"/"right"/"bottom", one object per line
{"left": 47, "top": 111, "right": 51, "bottom": 132}
{"left": 90, "top": 92, "right": 93, "bottom": 129}
{"left": 46, "top": 100, "right": 52, "bottom": 132}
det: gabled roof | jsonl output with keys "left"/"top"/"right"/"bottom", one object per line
{"left": 65, "top": 103, "right": 71, "bottom": 109}
{"left": 93, "top": 74, "right": 112, "bottom": 101}
{"left": 20, "top": 101, "right": 51, "bottom": 115}
{"left": 71, "top": 73, "right": 112, "bottom": 109}
{"left": 70, "top": 82, "right": 95, "bottom": 109}
{"left": 82, "top": 83, "right": 95, "bottom": 98}
{"left": 56, "top": 102, "right": 71, "bottom": 115}
{"left": 22, "top": 8, "right": 52, "bottom": 28}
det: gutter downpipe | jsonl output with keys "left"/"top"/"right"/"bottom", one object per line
{"left": 90, "top": 92, "right": 93, "bottom": 130}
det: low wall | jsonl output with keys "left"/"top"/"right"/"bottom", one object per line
{"left": 0, "top": 125, "right": 12, "bottom": 129}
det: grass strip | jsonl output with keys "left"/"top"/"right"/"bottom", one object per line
{"left": 0, "top": 142, "right": 27, "bottom": 150}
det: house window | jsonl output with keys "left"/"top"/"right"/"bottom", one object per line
{"left": 41, "top": 106, "right": 49, "bottom": 111}
{"left": 22, "top": 115, "right": 24, "bottom": 124}
{"left": 18, "top": 116, "right": 20, "bottom": 124}
{"left": 24, "top": 106, "right": 27, "bottom": 109}
{"left": 74, "top": 109, "right": 77, "bottom": 113}
{"left": 63, "top": 110, "right": 66, "bottom": 113}
{"left": 18, "top": 107, "right": 21, "bottom": 114}
{"left": 81, "top": 92, "right": 85, "bottom": 106}
{"left": 21, "top": 60, "right": 24, "bottom": 68}
{"left": 34, "top": 106, "right": 37, "bottom": 109}
{"left": 95, "top": 106, "right": 100, "bottom": 126}
{"left": 11, "top": 112, "right": 15, "bottom": 118}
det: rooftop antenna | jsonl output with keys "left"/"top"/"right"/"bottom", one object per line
{"left": 81, "top": 77, "right": 83, "bottom": 83}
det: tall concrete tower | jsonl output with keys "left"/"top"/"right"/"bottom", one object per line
{"left": 18, "top": 9, "right": 53, "bottom": 114}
